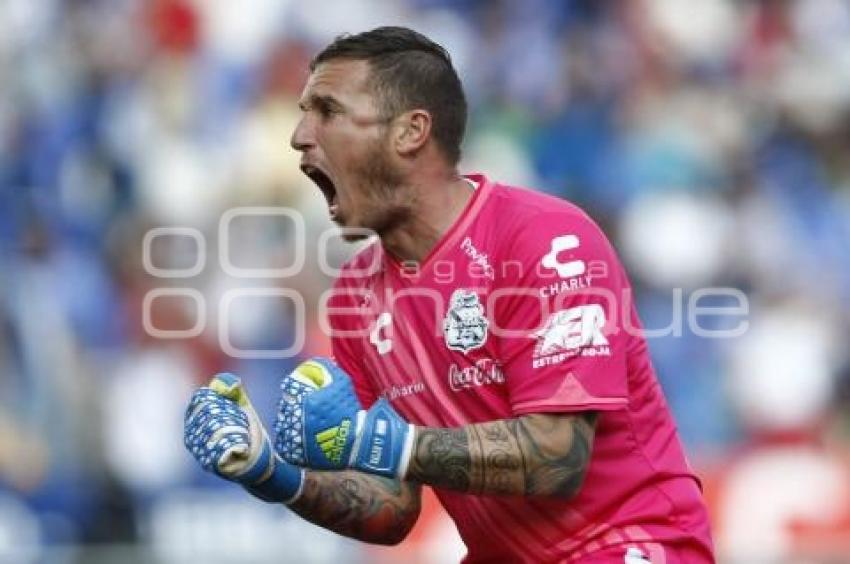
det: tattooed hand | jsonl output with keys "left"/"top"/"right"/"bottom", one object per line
{"left": 289, "top": 471, "right": 421, "bottom": 545}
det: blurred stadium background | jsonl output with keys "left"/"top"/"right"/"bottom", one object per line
{"left": 1, "top": 0, "right": 850, "bottom": 562}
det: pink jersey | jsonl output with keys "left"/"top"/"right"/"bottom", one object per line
{"left": 326, "top": 174, "right": 714, "bottom": 563}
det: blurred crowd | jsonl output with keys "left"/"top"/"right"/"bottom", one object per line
{"left": 2, "top": 0, "right": 850, "bottom": 562}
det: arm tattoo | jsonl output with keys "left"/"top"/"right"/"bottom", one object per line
{"left": 406, "top": 427, "right": 472, "bottom": 492}
{"left": 289, "top": 470, "right": 421, "bottom": 545}
{"left": 407, "top": 412, "right": 597, "bottom": 499}
{"left": 509, "top": 413, "right": 597, "bottom": 497}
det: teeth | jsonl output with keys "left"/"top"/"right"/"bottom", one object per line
{"left": 329, "top": 200, "right": 339, "bottom": 220}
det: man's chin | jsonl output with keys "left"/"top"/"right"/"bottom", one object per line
{"left": 341, "top": 231, "right": 370, "bottom": 243}
{"left": 333, "top": 217, "right": 376, "bottom": 242}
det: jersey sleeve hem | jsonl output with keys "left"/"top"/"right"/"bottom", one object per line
{"left": 511, "top": 397, "right": 628, "bottom": 416}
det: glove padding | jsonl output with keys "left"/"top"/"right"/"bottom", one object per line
{"left": 275, "top": 357, "right": 414, "bottom": 479}
{"left": 184, "top": 373, "right": 303, "bottom": 503}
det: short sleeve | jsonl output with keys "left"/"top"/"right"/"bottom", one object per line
{"left": 495, "top": 210, "right": 631, "bottom": 415}
{"left": 327, "top": 277, "right": 379, "bottom": 409}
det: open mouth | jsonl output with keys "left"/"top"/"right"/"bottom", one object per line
{"left": 301, "top": 164, "right": 339, "bottom": 220}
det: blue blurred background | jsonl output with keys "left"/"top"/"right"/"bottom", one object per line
{"left": 2, "top": 0, "right": 850, "bottom": 562}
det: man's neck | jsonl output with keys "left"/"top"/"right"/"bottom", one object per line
{"left": 381, "top": 174, "right": 474, "bottom": 263}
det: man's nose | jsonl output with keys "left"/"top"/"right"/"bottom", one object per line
{"left": 290, "top": 116, "right": 314, "bottom": 152}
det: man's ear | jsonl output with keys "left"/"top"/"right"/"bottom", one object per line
{"left": 393, "top": 109, "right": 431, "bottom": 156}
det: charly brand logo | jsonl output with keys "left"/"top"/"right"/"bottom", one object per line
{"left": 443, "top": 289, "right": 489, "bottom": 352}
{"left": 369, "top": 312, "right": 393, "bottom": 355}
{"left": 531, "top": 304, "right": 610, "bottom": 368}
{"left": 624, "top": 547, "right": 651, "bottom": 564}
{"left": 448, "top": 359, "right": 505, "bottom": 392}
{"left": 541, "top": 234, "right": 586, "bottom": 278}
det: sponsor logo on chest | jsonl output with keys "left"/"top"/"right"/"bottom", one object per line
{"left": 460, "top": 236, "right": 495, "bottom": 280}
{"left": 382, "top": 381, "right": 426, "bottom": 401}
{"left": 448, "top": 359, "right": 505, "bottom": 392}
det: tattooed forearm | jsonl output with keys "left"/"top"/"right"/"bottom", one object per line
{"left": 289, "top": 470, "right": 421, "bottom": 545}
{"left": 407, "top": 412, "right": 597, "bottom": 499}
{"left": 406, "top": 427, "right": 472, "bottom": 491}
{"left": 509, "top": 413, "right": 597, "bottom": 497}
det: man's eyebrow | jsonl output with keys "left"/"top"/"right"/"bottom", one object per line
{"left": 298, "top": 93, "right": 344, "bottom": 112}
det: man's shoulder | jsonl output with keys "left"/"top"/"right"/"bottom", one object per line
{"left": 484, "top": 180, "right": 607, "bottom": 251}
{"left": 489, "top": 181, "right": 583, "bottom": 214}
{"left": 486, "top": 181, "right": 595, "bottom": 229}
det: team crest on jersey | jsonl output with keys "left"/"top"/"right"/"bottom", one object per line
{"left": 443, "top": 289, "right": 489, "bottom": 352}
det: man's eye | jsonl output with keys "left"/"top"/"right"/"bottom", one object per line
{"left": 318, "top": 105, "right": 338, "bottom": 118}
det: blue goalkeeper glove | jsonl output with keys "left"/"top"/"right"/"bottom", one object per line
{"left": 274, "top": 357, "right": 415, "bottom": 479}
{"left": 184, "top": 373, "right": 304, "bottom": 503}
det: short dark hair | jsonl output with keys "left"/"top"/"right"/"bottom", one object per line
{"left": 311, "top": 26, "right": 467, "bottom": 165}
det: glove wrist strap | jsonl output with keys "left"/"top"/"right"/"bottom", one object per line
{"left": 351, "top": 400, "right": 414, "bottom": 478}
{"left": 396, "top": 424, "right": 416, "bottom": 480}
{"left": 244, "top": 460, "right": 304, "bottom": 505}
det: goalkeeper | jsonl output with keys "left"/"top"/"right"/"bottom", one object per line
{"left": 184, "top": 26, "right": 713, "bottom": 563}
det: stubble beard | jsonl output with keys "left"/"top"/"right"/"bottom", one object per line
{"left": 340, "top": 138, "right": 412, "bottom": 242}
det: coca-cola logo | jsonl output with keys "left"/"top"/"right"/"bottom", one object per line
{"left": 448, "top": 359, "right": 505, "bottom": 392}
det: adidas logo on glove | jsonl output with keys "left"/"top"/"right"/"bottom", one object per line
{"left": 316, "top": 420, "right": 352, "bottom": 464}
